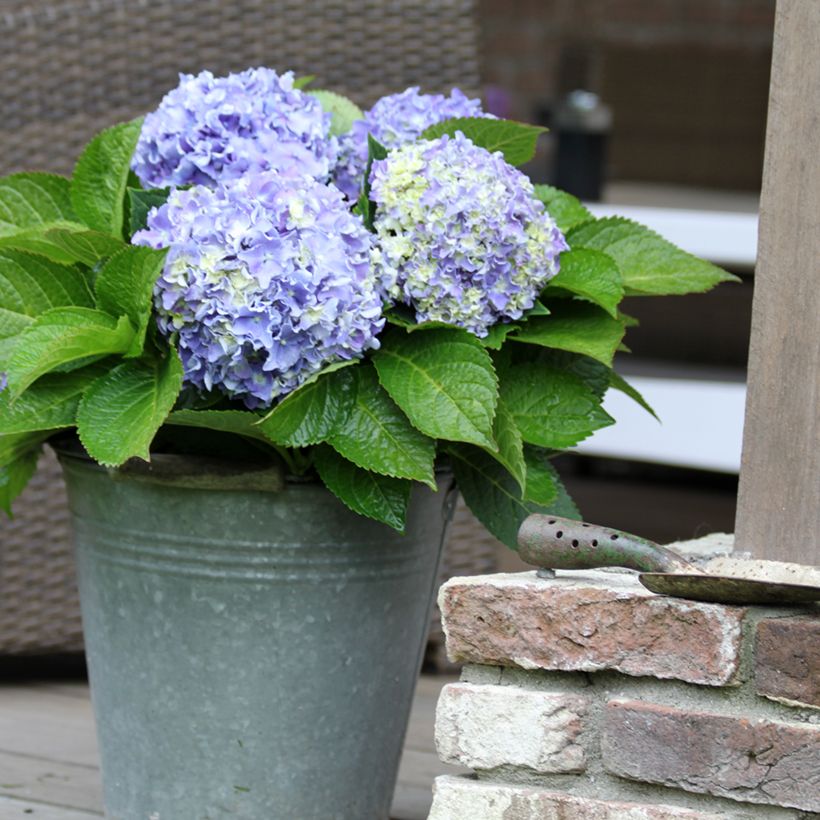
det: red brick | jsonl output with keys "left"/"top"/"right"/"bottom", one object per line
{"left": 430, "top": 775, "right": 726, "bottom": 819}
{"left": 755, "top": 616, "right": 820, "bottom": 709}
{"left": 602, "top": 700, "right": 820, "bottom": 812}
{"left": 439, "top": 573, "right": 745, "bottom": 686}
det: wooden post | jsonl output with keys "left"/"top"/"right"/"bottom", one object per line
{"left": 735, "top": 0, "right": 820, "bottom": 564}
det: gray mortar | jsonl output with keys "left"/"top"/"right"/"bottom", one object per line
{"left": 453, "top": 662, "right": 820, "bottom": 819}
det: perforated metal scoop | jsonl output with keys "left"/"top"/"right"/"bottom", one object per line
{"left": 517, "top": 515, "right": 820, "bottom": 606}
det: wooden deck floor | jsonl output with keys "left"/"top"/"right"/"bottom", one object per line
{"left": 0, "top": 673, "right": 462, "bottom": 819}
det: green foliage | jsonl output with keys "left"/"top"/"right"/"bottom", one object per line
{"left": 40, "top": 228, "right": 125, "bottom": 266}
{"left": 544, "top": 248, "right": 623, "bottom": 318}
{"left": 314, "top": 444, "right": 411, "bottom": 532}
{"left": 568, "top": 217, "right": 739, "bottom": 296}
{"left": 258, "top": 364, "right": 357, "bottom": 447}
{"left": 95, "top": 246, "right": 168, "bottom": 356}
{"left": 447, "top": 443, "right": 577, "bottom": 549}
{"left": 523, "top": 446, "right": 580, "bottom": 517}
{"left": 373, "top": 327, "right": 498, "bottom": 449}
{"left": 356, "top": 135, "right": 388, "bottom": 230}
{"left": 421, "top": 117, "right": 546, "bottom": 166}
{"left": 327, "top": 365, "right": 436, "bottom": 488}
{"left": 488, "top": 395, "right": 526, "bottom": 491}
{"left": 71, "top": 119, "right": 143, "bottom": 237}
{"left": 127, "top": 187, "right": 172, "bottom": 237}
{"left": 5, "top": 308, "right": 134, "bottom": 398}
{"left": 608, "top": 369, "right": 658, "bottom": 419}
{"left": 0, "top": 173, "right": 78, "bottom": 237}
{"left": 533, "top": 184, "right": 592, "bottom": 232}
{"left": 292, "top": 75, "right": 316, "bottom": 90}
{"left": 511, "top": 301, "right": 627, "bottom": 367}
{"left": 308, "top": 90, "right": 364, "bottom": 136}
{"left": 166, "top": 409, "right": 271, "bottom": 443}
{"left": 0, "top": 443, "right": 41, "bottom": 514}
{"left": 76, "top": 349, "right": 183, "bottom": 466}
{"left": 499, "top": 361, "right": 614, "bottom": 449}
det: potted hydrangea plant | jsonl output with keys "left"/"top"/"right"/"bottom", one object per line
{"left": 0, "top": 68, "right": 735, "bottom": 819}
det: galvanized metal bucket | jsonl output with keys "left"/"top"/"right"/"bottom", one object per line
{"left": 58, "top": 448, "right": 456, "bottom": 820}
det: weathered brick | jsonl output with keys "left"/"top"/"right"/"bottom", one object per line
{"left": 439, "top": 572, "right": 745, "bottom": 686}
{"left": 435, "top": 682, "right": 588, "bottom": 773}
{"left": 602, "top": 700, "right": 820, "bottom": 811}
{"left": 429, "top": 775, "right": 728, "bottom": 819}
{"left": 755, "top": 616, "right": 820, "bottom": 709}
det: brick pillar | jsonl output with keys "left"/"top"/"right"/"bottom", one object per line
{"left": 429, "top": 549, "right": 820, "bottom": 819}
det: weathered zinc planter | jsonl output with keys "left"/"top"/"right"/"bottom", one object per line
{"left": 59, "top": 447, "right": 455, "bottom": 820}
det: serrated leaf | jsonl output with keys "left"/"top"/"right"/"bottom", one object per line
{"left": 523, "top": 445, "right": 580, "bottom": 517}
{"left": 544, "top": 247, "right": 623, "bottom": 318}
{"left": 533, "top": 184, "right": 593, "bottom": 233}
{"left": 481, "top": 321, "right": 520, "bottom": 350}
{"left": 487, "top": 395, "right": 526, "bottom": 491}
{"left": 166, "top": 408, "right": 271, "bottom": 443}
{"left": 328, "top": 365, "right": 436, "bottom": 488}
{"left": 40, "top": 227, "right": 126, "bottom": 266}
{"left": 0, "top": 250, "right": 94, "bottom": 358}
{"left": 0, "top": 443, "right": 41, "bottom": 515}
{"left": 0, "top": 173, "right": 77, "bottom": 236}
{"left": 500, "top": 362, "right": 614, "bottom": 449}
{"left": 6, "top": 308, "right": 134, "bottom": 398}
{"left": 447, "top": 444, "right": 578, "bottom": 549}
{"left": 77, "top": 349, "right": 183, "bottom": 465}
{"left": 0, "top": 363, "right": 107, "bottom": 434}
{"left": 258, "top": 364, "right": 357, "bottom": 447}
{"left": 95, "top": 246, "right": 167, "bottom": 356}
{"left": 511, "top": 301, "right": 626, "bottom": 366}
{"left": 525, "top": 349, "right": 610, "bottom": 399}
{"left": 373, "top": 327, "right": 498, "bottom": 449}
{"left": 568, "top": 217, "right": 739, "bottom": 296}
{"left": 421, "top": 117, "right": 546, "bottom": 166}
{"left": 314, "top": 444, "right": 410, "bottom": 532}
{"left": 71, "top": 119, "right": 143, "bottom": 237}
{"left": 127, "top": 187, "right": 172, "bottom": 237}
{"left": 608, "top": 369, "right": 658, "bottom": 420}
{"left": 308, "top": 90, "right": 364, "bottom": 136}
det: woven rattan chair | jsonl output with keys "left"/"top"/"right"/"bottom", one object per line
{"left": 0, "top": 0, "right": 495, "bottom": 658}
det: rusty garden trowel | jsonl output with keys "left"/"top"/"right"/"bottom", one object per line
{"left": 517, "top": 514, "right": 820, "bottom": 606}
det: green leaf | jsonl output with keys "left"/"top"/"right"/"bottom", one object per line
{"left": 71, "top": 119, "right": 143, "bottom": 237}
{"left": 308, "top": 90, "right": 364, "bottom": 136}
{"left": 373, "top": 327, "right": 498, "bottom": 449}
{"left": 0, "top": 363, "right": 107, "bottom": 434}
{"left": 533, "top": 184, "right": 593, "bottom": 233}
{"left": 568, "top": 217, "right": 739, "bottom": 296}
{"left": 0, "top": 443, "right": 41, "bottom": 515}
{"left": 511, "top": 301, "right": 627, "bottom": 367}
{"left": 95, "top": 246, "right": 167, "bottom": 356}
{"left": 608, "top": 369, "right": 658, "bottom": 420}
{"left": 76, "top": 349, "right": 183, "bottom": 466}
{"left": 40, "top": 227, "right": 126, "bottom": 267}
{"left": 544, "top": 248, "right": 623, "bottom": 318}
{"left": 499, "top": 362, "right": 614, "bottom": 449}
{"left": 127, "top": 187, "right": 172, "bottom": 237}
{"left": 328, "top": 365, "right": 436, "bottom": 488}
{"left": 525, "top": 349, "right": 610, "bottom": 399}
{"left": 487, "top": 395, "right": 526, "bottom": 491}
{"left": 448, "top": 444, "right": 577, "bottom": 549}
{"left": 523, "top": 445, "right": 580, "bottom": 518}
{"left": 5, "top": 308, "right": 134, "bottom": 398}
{"left": 292, "top": 75, "right": 316, "bottom": 90}
{"left": 421, "top": 117, "right": 546, "bottom": 166}
{"left": 356, "top": 135, "right": 389, "bottom": 230}
{"left": 481, "top": 321, "right": 520, "bottom": 350}
{"left": 0, "top": 173, "right": 77, "bottom": 237}
{"left": 258, "top": 363, "right": 357, "bottom": 447}
{"left": 165, "top": 408, "right": 271, "bottom": 443}
{"left": 314, "top": 445, "right": 411, "bottom": 532}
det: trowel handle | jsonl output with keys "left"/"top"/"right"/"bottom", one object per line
{"left": 517, "top": 515, "right": 696, "bottom": 574}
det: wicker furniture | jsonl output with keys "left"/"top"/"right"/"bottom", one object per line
{"left": 0, "top": 0, "right": 493, "bottom": 657}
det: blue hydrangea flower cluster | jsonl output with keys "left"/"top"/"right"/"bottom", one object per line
{"left": 369, "top": 133, "right": 568, "bottom": 337}
{"left": 133, "top": 172, "right": 385, "bottom": 409}
{"left": 132, "top": 68, "right": 337, "bottom": 189}
{"left": 332, "top": 87, "right": 491, "bottom": 200}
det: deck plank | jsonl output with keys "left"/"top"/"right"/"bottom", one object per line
{"left": 0, "top": 675, "right": 462, "bottom": 819}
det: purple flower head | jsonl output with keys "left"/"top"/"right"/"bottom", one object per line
{"left": 333, "top": 86, "right": 492, "bottom": 200}
{"left": 369, "top": 133, "right": 568, "bottom": 337}
{"left": 133, "top": 172, "right": 385, "bottom": 409}
{"left": 132, "top": 68, "right": 338, "bottom": 189}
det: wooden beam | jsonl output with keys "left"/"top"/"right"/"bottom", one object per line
{"left": 735, "top": 0, "right": 820, "bottom": 564}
